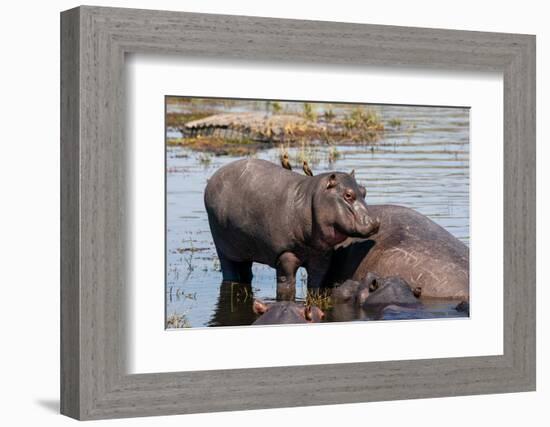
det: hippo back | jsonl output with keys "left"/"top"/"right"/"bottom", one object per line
{"left": 326, "top": 205, "right": 469, "bottom": 299}
{"left": 204, "top": 159, "right": 308, "bottom": 266}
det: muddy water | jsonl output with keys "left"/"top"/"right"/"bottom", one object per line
{"left": 166, "top": 105, "right": 469, "bottom": 328}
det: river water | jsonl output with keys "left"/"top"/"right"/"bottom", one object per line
{"left": 166, "top": 104, "right": 469, "bottom": 328}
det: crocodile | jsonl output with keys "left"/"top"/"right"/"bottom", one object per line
{"left": 180, "top": 112, "right": 324, "bottom": 143}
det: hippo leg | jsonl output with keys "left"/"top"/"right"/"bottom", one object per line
{"left": 218, "top": 252, "right": 253, "bottom": 284}
{"left": 276, "top": 252, "right": 301, "bottom": 301}
{"left": 306, "top": 255, "right": 331, "bottom": 293}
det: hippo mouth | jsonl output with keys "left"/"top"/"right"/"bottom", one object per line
{"left": 346, "top": 202, "right": 380, "bottom": 238}
{"left": 332, "top": 226, "right": 349, "bottom": 244}
{"left": 333, "top": 218, "right": 379, "bottom": 242}
{"left": 343, "top": 211, "right": 380, "bottom": 238}
{"left": 356, "top": 218, "right": 380, "bottom": 238}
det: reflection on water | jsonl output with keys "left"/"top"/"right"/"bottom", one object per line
{"left": 166, "top": 104, "right": 469, "bottom": 328}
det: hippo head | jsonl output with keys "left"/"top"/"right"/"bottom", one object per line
{"left": 313, "top": 170, "right": 380, "bottom": 246}
{"left": 362, "top": 273, "right": 419, "bottom": 307}
{"left": 253, "top": 300, "right": 324, "bottom": 324}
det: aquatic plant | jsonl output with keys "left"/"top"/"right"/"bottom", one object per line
{"left": 388, "top": 118, "right": 402, "bottom": 127}
{"left": 171, "top": 136, "right": 261, "bottom": 156}
{"left": 184, "top": 292, "right": 197, "bottom": 301}
{"left": 166, "top": 313, "right": 191, "bottom": 328}
{"left": 166, "top": 137, "right": 185, "bottom": 146}
{"left": 278, "top": 142, "right": 289, "bottom": 158}
{"left": 323, "top": 109, "right": 336, "bottom": 122}
{"left": 197, "top": 153, "right": 212, "bottom": 165}
{"left": 295, "top": 140, "right": 320, "bottom": 165}
{"left": 306, "top": 289, "right": 332, "bottom": 311}
{"left": 259, "top": 121, "right": 275, "bottom": 140}
{"left": 327, "top": 145, "right": 340, "bottom": 163}
{"left": 212, "top": 256, "right": 221, "bottom": 272}
{"left": 343, "top": 107, "right": 384, "bottom": 132}
{"left": 183, "top": 254, "right": 194, "bottom": 272}
{"left": 165, "top": 111, "right": 214, "bottom": 127}
{"left": 302, "top": 103, "right": 316, "bottom": 121}
{"left": 271, "top": 101, "right": 283, "bottom": 114}
{"left": 181, "top": 239, "right": 196, "bottom": 271}
{"left": 232, "top": 282, "right": 251, "bottom": 303}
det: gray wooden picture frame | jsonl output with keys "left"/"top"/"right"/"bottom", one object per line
{"left": 60, "top": 5, "right": 536, "bottom": 420}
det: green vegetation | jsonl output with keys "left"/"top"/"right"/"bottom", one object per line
{"left": 343, "top": 107, "right": 384, "bottom": 132}
{"left": 271, "top": 101, "right": 283, "bottom": 114}
{"left": 168, "top": 286, "right": 198, "bottom": 301}
{"left": 388, "top": 118, "right": 403, "bottom": 127}
{"left": 166, "top": 313, "right": 191, "bottom": 329}
{"left": 212, "top": 257, "right": 221, "bottom": 272}
{"left": 168, "top": 135, "right": 262, "bottom": 156}
{"left": 295, "top": 140, "right": 320, "bottom": 165}
{"left": 323, "top": 109, "right": 336, "bottom": 122}
{"left": 198, "top": 153, "right": 212, "bottom": 166}
{"left": 166, "top": 103, "right": 389, "bottom": 157}
{"left": 306, "top": 289, "right": 332, "bottom": 311}
{"left": 165, "top": 112, "right": 213, "bottom": 127}
{"left": 302, "top": 103, "right": 316, "bottom": 121}
{"left": 279, "top": 141, "right": 323, "bottom": 167}
{"left": 327, "top": 145, "right": 340, "bottom": 163}
{"left": 181, "top": 239, "right": 196, "bottom": 271}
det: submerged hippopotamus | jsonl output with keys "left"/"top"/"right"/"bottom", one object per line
{"left": 328, "top": 273, "right": 421, "bottom": 322}
{"left": 252, "top": 300, "right": 324, "bottom": 325}
{"left": 325, "top": 205, "right": 469, "bottom": 299}
{"left": 204, "top": 159, "right": 380, "bottom": 300}
{"left": 362, "top": 272, "right": 420, "bottom": 307}
{"left": 332, "top": 272, "right": 419, "bottom": 307}
{"left": 331, "top": 279, "right": 371, "bottom": 306}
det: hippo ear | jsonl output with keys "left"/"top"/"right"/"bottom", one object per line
{"left": 350, "top": 169, "right": 355, "bottom": 178}
{"left": 326, "top": 173, "right": 337, "bottom": 189}
{"left": 304, "top": 306, "right": 312, "bottom": 321}
{"left": 359, "top": 185, "right": 367, "bottom": 198}
{"left": 253, "top": 299, "right": 268, "bottom": 315}
{"left": 310, "top": 306, "right": 324, "bottom": 321}
{"left": 317, "top": 307, "right": 325, "bottom": 320}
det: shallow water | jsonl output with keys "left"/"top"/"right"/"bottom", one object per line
{"left": 166, "top": 104, "right": 470, "bottom": 328}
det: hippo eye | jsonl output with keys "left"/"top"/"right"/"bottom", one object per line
{"left": 344, "top": 190, "right": 355, "bottom": 202}
{"left": 369, "top": 279, "right": 379, "bottom": 292}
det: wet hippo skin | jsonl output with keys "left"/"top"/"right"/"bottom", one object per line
{"left": 331, "top": 279, "right": 370, "bottom": 305}
{"left": 205, "top": 159, "right": 380, "bottom": 300}
{"left": 325, "top": 205, "right": 469, "bottom": 299}
{"left": 252, "top": 300, "right": 324, "bottom": 325}
{"left": 362, "top": 273, "right": 420, "bottom": 307}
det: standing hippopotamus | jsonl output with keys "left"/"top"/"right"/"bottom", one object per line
{"left": 204, "top": 159, "right": 380, "bottom": 300}
{"left": 252, "top": 300, "right": 324, "bottom": 325}
{"left": 325, "top": 205, "right": 469, "bottom": 299}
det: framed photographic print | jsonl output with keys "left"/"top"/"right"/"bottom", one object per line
{"left": 61, "top": 6, "right": 536, "bottom": 420}
{"left": 163, "top": 96, "right": 470, "bottom": 329}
